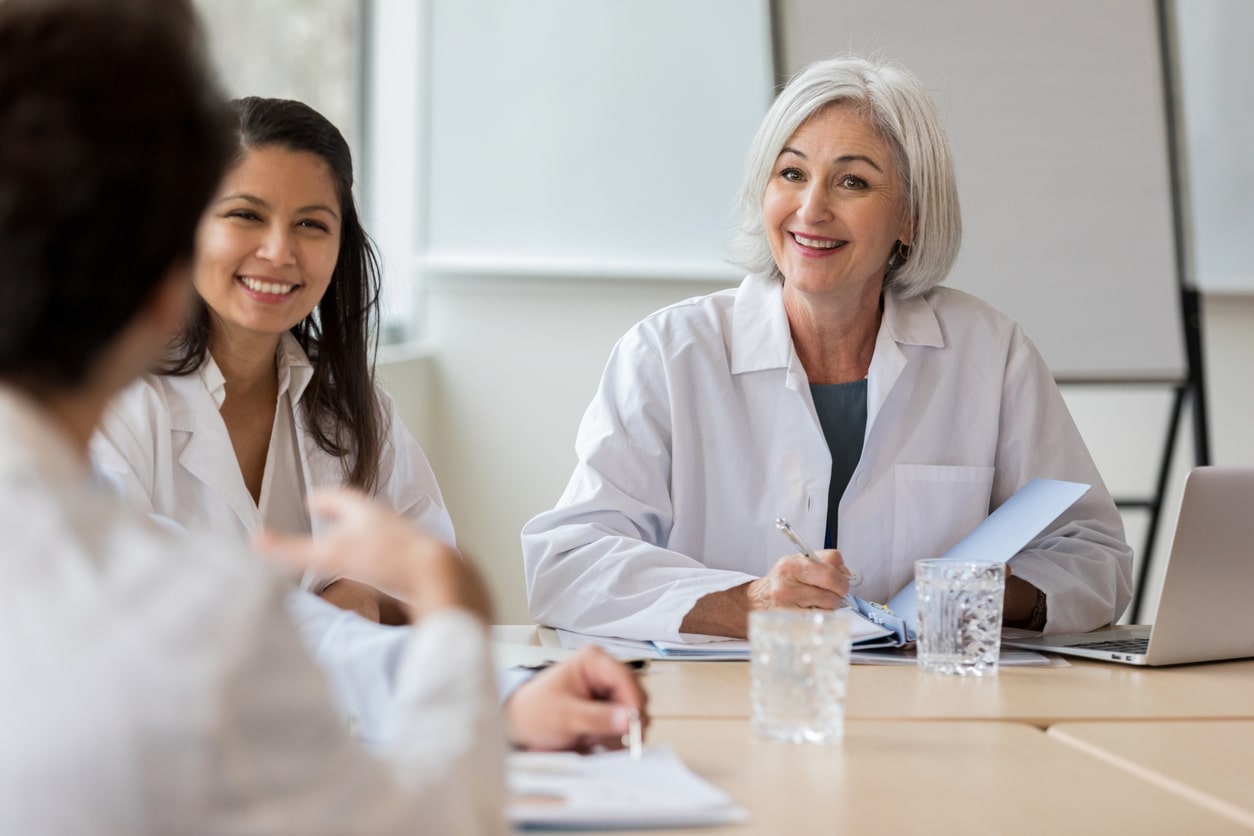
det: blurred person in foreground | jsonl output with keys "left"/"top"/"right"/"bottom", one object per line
{"left": 0, "top": 1, "right": 636, "bottom": 833}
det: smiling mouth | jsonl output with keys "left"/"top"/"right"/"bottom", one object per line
{"left": 238, "top": 276, "right": 299, "bottom": 296}
{"left": 791, "top": 232, "right": 846, "bottom": 250}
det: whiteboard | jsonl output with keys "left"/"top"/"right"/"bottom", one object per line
{"left": 778, "top": 0, "right": 1186, "bottom": 379}
{"left": 1174, "top": 0, "right": 1254, "bottom": 294}
{"left": 423, "top": 0, "right": 774, "bottom": 281}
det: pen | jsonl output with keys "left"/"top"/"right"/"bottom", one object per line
{"left": 624, "top": 709, "right": 643, "bottom": 760}
{"left": 774, "top": 517, "right": 861, "bottom": 612}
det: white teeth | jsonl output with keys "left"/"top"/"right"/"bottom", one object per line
{"left": 240, "top": 276, "right": 295, "bottom": 295}
{"left": 793, "top": 233, "right": 842, "bottom": 249}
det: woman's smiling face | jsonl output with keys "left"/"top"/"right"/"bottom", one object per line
{"left": 763, "top": 104, "right": 909, "bottom": 299}
{"left": 193, "top": 145, "right": 341, "bottom": 344}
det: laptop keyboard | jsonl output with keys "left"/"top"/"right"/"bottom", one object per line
{"left": 1072, "top": 637, "right": 1150, "bottom": 654}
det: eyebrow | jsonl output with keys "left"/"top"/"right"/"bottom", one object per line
{"left": 778, "top": 146, "right": 884, "bottom": 173}
{"left": 216, "top": 193, "right": 340, "bottom": 221}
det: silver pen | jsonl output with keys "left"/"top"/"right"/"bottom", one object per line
{"left": 775, "top": 517, "right": 861, "bottom": 612}
{"left": 624, "top": 708, "right": 643, "bottom": 760}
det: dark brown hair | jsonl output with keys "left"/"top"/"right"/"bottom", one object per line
{"left": 164, "top": 97, "right": 384, "bottom": 492}
{"left": 0, "top": 0, "right": 232, "bottom": 387}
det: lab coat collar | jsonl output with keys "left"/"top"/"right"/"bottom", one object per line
{"left": 0, "top": 385, "right": 89, "bottom": 490}
{"left": 880, "top": 290, "right": 944, "bottom": 350}
{"left": 196, "top": 331, "right": 314, "bottom": 412}
{"left": 275, "top": 332, "right": 315, "bottom": 407}
{"left": 729, "top": 273, "right": 946, "bottom": 376}
{"left": 729, "top": 273, "right": 793, "bottom": 375}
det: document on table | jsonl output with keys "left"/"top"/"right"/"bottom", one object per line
{"left": 554, "top": 624, "right": 1051, "bottom": 664}
{"left": 555, "top": 608, "right": 895, "bottom": 661}
{"left": 507, "top": 744, "right": 748, "bottom": 830}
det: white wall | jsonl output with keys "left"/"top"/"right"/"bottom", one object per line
{"left": 378, "top": 283, "right": 1254, "bottom": 625}
{"left": 379, "top": 276, "right": 734, "bottom": 623}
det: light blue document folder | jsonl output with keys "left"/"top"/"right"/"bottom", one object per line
{"left": 849, "top": 478, "right": 1091, "bottom": 645}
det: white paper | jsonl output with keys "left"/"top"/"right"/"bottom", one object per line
{"left": 555, "top": 609, "right": 896, "bottom": 661}
{"left": 507, "top": 744, "right": 748, "bottom": 829}
{"left": 884, "top": 478, "right": 1091, "bottom": 635}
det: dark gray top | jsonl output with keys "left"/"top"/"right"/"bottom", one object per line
{"left": 809, "top": 379, "right": 868, "bottom": 548}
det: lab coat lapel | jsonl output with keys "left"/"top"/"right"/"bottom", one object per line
{"left": 730, "top": 274, "right": 830, "bottom": 544}
{"left": 866, "top": 291, "right": 944, "bottom": 435}
{"left": 731, "top": 273, "right": 826, "bottom": 426}
{"left": 166, "top": 371, "right": 261, "bottom": 533}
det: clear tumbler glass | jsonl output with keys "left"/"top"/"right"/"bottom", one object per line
{"left": 914, "top": 559, "right": 1006, "bottom": 676}
{"left": 750, "top": 610, "right": 851, "bottom": 743}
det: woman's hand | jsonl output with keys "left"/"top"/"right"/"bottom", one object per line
{"left": 746, "top": 549, "right": 852, "bottom": 611}
{"left": 680, "top": 549, "right": 853, "bottom": 638}
{"left": 318, "top": 578, "right": 383, "bottom": 622}
{"left": 505, "top": 646, "right": 649, "bottom": 752}
{"left": 256, "top": 488, "right": 492, "bottom": 623}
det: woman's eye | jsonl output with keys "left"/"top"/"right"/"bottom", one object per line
{"left": 840, "top": 174, "right": 867, "bottom": 189}
{"left": 298, "top": 219, "right": 329, "bottom": 233}
{"left": 226, "top": 209, "right": 261, "bottom": 222}
{"left": 780, "top": 166, "right": 804, "bottom": 182}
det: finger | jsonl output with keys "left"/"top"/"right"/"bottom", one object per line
{"left": 814, "top": 548, "right": 852, "bottom": 578}
{"left": 778, "top": 559, "right": 849, "bottom": 596}
{"left": 252, "top": 530, "right": 328, "bottom": 571}
{"left": 573, "top": 648, "right": 647, "bottom": 711}
{"left": 305, "top": 487, "right": 374, "bottom": 526}
{"left": 773, "top": 580, "right": 841, "bottom": 610}
{"left": 561, "top": 698, "right": 634, "bottom": 745}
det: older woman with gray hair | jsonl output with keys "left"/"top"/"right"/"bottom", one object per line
{"left": 522, "top": 55, "right": 1132, "bottom": 641}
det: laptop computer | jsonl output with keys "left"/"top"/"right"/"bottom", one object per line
{"left": 1003, "top": 466, "right": 1254, "bottom": 666}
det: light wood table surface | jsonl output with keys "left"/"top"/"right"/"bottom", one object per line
{"left": 550, "top": 718, "right": 1249, "bottom": 835}
{"left": 1048, "top": 720, "right": 1254, "bottom": 830}
{"left": 492, "top": 625, "right": 1254, "bottom": 727}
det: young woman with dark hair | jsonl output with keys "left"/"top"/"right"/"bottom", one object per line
{"left": 93, "top": 97, "right": 451, "bottom": 624}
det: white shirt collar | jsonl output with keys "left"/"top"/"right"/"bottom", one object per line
{"left": 198, "top": 331, "right": 315, "bottom": 410}
{"left": 729, "top": 272, "right": 945, "bottom": 375}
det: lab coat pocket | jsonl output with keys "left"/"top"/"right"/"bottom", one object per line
{"left": 892, "top": 464, "right": 995, "bottom": 571}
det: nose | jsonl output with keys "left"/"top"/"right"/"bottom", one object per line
{"left": 796, "top": 182, "right": 832, "bottom": 225}
{"left": 256, "top": 223, "right": 296, "bottom": 267}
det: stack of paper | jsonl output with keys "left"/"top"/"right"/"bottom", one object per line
{"left": 554, "top": 608, "right": 895, "bottom": 660}
{"left": 507, "top": 744, "right": 747, "bottom": 830}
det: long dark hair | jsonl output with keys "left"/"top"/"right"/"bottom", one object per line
{"left": 165, "top": 96, "right": 383, "bottom": 492}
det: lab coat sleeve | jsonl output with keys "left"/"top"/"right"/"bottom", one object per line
{"left": 206, "top": 582, "right": 505, "bottom": 836}
{"left": 521, "top": 328, "right": 758, "bottom": 642}
{"left": 374, "top": 389, "right": 457, "bottom": 548}
{"left": 997, "top": 326, "right": 1134, "bottom": 633}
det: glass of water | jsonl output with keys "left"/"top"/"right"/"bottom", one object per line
{"left": 749, "top": 610, "right": 851, "bottom": 743}
{"left": 914, "top": 559, "right": 1006, "bottom": 676}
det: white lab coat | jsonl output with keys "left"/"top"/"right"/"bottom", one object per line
{"left": 90, "top": 332, "right": 455, "bottom": 556}
{"left": 522, "top": 273, "right": 1133, "bottom": 641}
{"left": 89, "top": 334, "right": 454, "bottom": 741}
{"left": 0, "top": 387, "right": 505, "bottom": 835}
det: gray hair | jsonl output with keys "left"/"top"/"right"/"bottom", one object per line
{"left": 728, "top": 55, "right": 961, "bottom": 298}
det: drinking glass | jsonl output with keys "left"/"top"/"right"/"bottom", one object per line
{"left": 914, "top": 559, "right": 1006, "bottom": 676}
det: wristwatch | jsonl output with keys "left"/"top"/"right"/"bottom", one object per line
{"left": 1023, "top": 588, "right": 1048, "bottom": 632}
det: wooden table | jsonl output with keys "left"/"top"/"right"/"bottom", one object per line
{"left": 559, "top": 718, "right": 1251, "bottom": 835}
{"left": 1049, "top": 721, "right": 1254, "bottom": 830}
{"left": 493, "top": 625, "right": 1254, "bottom": 727}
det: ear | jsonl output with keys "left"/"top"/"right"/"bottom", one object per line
{"left": 899, "top": 218, "right": 915, "bottom": 249}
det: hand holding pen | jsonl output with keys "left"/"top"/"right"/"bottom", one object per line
{"left": 762, "top": 516, "right": 862, "bottom": 614}
{"left": 741, "top": 517, "right": 858, "bottom": 612}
